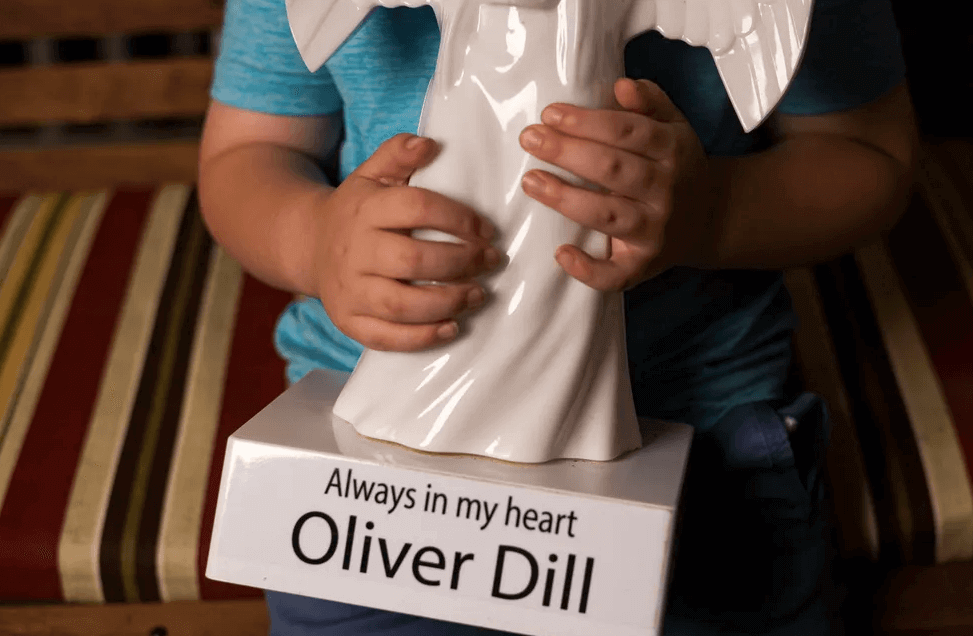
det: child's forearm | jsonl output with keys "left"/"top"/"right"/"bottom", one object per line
{"left": 199, "top": 143, "right": 334, "bottom": 297}
{"left": 705, "top": 132, "right": 915, "bottom": 269}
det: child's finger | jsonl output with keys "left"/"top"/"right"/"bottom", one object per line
{"left": 357, "top": 276, "right": 485, "bottom": 325}
{"left": 346, "top": 315, "right": 460, "bottom": 352}
{"left": 353, "top": 133, "right": 439, "bottom": 186}
{"left": 521, "top": 170, "right": 664, "bottom": 245}
{"left": 366, "top": 185, "right": 496, "bottom": 242}
{"left": 539, "top": 104, "right": 671, "bottom": 160}
{"left": 364, "top": 230, "right": 501, "bottom": 282}
{"left": 519, "top": 126, "right": 656, "bottom": 201}
{"left": 554, "top": 245, "right": 642, "bottom": 292}
{"left": 614, "top": 78, "right": 682, "bottom": 124}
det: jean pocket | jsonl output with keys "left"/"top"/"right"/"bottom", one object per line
{"left": 667, "top": 393, "right": 833, "bottom": 624}
{"left": 711, "top": 396, "right": 822, "bottom": 529}
{"left": 774, "top": 391, "right": 832, "bottom": 505}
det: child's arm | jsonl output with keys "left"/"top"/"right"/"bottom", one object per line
{"left": 517, "top": 78, "right": 917, "bottom": 290}
{"left": 708, "top": 82, "right": 918, "bottom": 269}
{"left": 198, "top": 100, "right": 500, "bottom": 351}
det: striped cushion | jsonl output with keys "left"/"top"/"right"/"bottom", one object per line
{"left": 0, "top": 186, "right": 292, "bottom": 603}
{"left": 787, "top": 139, "right": 973, "bottom": 566}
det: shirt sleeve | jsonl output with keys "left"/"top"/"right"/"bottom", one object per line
{"left": 776, "top": 0, "right": 907, "bottom": 115}
{"left": 211, "top": 0, "right": 343, "bottom": 115}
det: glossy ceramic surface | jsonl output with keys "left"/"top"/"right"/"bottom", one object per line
{"left": 285, "top": 0, "right": 813, "bottom": 463}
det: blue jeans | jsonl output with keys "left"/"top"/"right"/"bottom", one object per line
{"left": 266, "top": 392, "right": 834, "bottom": 636}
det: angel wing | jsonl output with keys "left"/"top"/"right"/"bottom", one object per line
{"left": 286, "top": 0, "right": 436, "bottom": 72}
{"left": 287, "top": 0, "right": 812, "bottom": 131}
{"left": 286, "top": 0, "right": 557, "bottom": 72}
{"left": 625, "top": 0, "right": 814, "bottom": 132}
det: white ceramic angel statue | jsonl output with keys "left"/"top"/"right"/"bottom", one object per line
{"left": 286, "top": 0, "right": 813, "bottom": 463}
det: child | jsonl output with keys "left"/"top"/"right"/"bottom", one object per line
{"left": 198, "top": 0, "right": 918, "bottom": 633}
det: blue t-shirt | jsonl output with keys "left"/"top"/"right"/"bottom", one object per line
{"left": 211, "top": 0, "right": 905, "bottom": 429}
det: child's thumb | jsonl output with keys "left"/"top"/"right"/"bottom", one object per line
{"left": 355, "top": 133, "right": 437, "bottom": 186}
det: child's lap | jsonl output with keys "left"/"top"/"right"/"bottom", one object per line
{"left": 265, "top": 392, "right": 833, "bottom": 636}
{"left": 662, "top": 392, "right": 834, "bottom": 635}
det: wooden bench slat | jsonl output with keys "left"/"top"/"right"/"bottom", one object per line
{"left": 0, "top": 0, "right": 223, "bottom": 39}
{"left": 0, "top": 599, "right": 268, "bottom": 636}
{"left": 0, "top": 59, "right": 213, "bottom": 126}
{"left": 0, "top": 142, "right": 200, "bottom": 190}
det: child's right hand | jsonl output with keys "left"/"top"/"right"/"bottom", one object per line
{"left": 312, "top": 133, "right": 502, "bottom": 352}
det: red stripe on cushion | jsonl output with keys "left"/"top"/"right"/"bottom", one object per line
{"left": 198, "top": 274, "right": 290, "bottom": 600}
{"left": 887, "top": 204, "right": 973, "bottom": 490}
{"left": 0, "top": 190, "right": 154, "bottom": 601}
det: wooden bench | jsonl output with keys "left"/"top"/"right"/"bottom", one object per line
{"left": 0, "top": 186, "right": 288, "bottom": 632}
{"left": 0, "top": 1, "right": 280, "bottom": 632}
{"left": 787, "top": 138, "right": 973, "bottom": 634}
{"left": 0, "top": 0, "right": 220, "bottom": 190}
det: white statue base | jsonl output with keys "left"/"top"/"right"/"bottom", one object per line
{"left": 206, "top": 370, "right": 693, "bottom": 636}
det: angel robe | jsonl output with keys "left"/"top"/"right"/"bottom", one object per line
{"left": 286, "top": 0, "right": 812, "bottom": 462}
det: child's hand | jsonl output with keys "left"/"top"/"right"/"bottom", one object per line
{"left": 314, "top": 133, "right": 501, "bottom": 352}
{"left": 519, "top": 78, "right": 716, "bottom": 291}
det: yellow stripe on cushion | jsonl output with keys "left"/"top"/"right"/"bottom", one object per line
{"left": 0, "top": 194, "right": 83, "bottom": 442}
{"left": 158, "top": 247, "right": 244, "bottom": 602}
{"left": 0, "top": 195, "right": 42, "bottom": 288}
{"left": 0, "top": 192, "right": 108, "bottom": 511}
{"left": 0, "top": 194, "right": 43, "bottom": 441}
{"left": 59, "top": 185, "right": 191, "bottom": 603}
{"left": 856, "top": 240, "right": 973, "bottom": 563}
{"left": 0, "top": 195, "right": 60, "bottom": 367}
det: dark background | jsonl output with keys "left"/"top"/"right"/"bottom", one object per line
{"left": 889, "top": 0, "right": 973, "bottom": 137}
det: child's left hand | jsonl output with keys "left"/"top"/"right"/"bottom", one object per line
{"left": 519, "top": 78, "right": 716, "bottom": 291}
